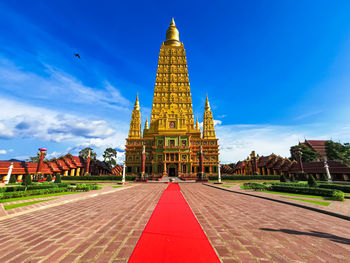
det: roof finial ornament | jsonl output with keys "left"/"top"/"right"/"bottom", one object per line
{"left": 165, "top": 17, "right": 180, "bottom": 46}
{"left": 205, "top": 94, "right": 211, "bottom": 110}
{"left": 134, "top": 93, "right": 140, "bottom": 110}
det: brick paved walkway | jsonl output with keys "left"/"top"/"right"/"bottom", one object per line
{"left": 0, "top": 184, "right": 167, "bottom": 263}
{"left": 0, "top": 185, "right": 134, "bottom": 218}
{"left": 212, "top": 184, "right": 350, "bottom": 219}
{"left": 181, "top": 184, "right": 350, "bottom": 263}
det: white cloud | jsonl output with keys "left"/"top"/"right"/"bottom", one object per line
{"left": 0, "top": 149, "right": 7, "bottom": 154}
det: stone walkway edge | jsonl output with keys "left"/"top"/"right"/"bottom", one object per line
{"left": 0, "top": 184, "right": 138, "bottom": 221}
{"left": 203, "top": 183, "right": 350, "bottom": 222}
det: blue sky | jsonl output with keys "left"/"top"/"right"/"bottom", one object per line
{"left": 1, "top": 0, "right": 350, "bottom": 163}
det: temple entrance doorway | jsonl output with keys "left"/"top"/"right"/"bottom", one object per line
{"left": 169, "top": 167, "right": 176, "bottom": 177}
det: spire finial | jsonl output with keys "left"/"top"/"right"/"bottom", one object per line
{"left": 205, "top": 94, "right": 210, "bottom": 110}
{"left": 165, "top": 18, "right": 180, "bottom": 46}
{"left": 196, "top": 117, "right": 199, "bottom": 130}
{"left": 134, "top": 93, "right": 140, "bottom": 110}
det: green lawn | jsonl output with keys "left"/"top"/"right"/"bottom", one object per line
{"left": 0, "top": 191, "right": 81, "bottom": 203}
{"left": 112, "top": 185, "right": 123, "bottom": 188}
{"left": 4, "top": 198, "right": 56, "bottom": 210}
{"left": 261, "top": 191, "right": 331, "bottom": 200}
{"left": 282, "top": 197, "right": 331, "bottom": 206}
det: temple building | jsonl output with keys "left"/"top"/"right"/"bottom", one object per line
{"left": 125, "top": 19, "right": 219, "bottom": 180}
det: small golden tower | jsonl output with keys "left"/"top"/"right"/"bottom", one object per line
{"left": 128, "top": 94, "right": 141, "bottom": 139}
{"left": 203, "top": 95, "right": 216, "bottom": 139}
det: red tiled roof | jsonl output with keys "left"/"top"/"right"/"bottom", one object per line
{"left": 301, "top": 140, "right": 327, "bottom": 157}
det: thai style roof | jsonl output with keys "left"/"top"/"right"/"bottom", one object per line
{"left": 300, "top": 140, "right": 327, "bottom": 158}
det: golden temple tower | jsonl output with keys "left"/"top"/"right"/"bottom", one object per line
{"left": 203, "top": 95, "right": 216, "bottom": 139}
{"left": 125, "top": 19, "right": 219, "bottom": 180}
{"left": 128, "top": 94, "right": 141, "bottom": 139}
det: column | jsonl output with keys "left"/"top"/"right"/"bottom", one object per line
{"left": 122, "top": 163, "right": 126, "bottom": 183}
{"left": 141, "top": 145, "right": 146, "bottom": 176}
{"left": 4, "top": 162, "right": 14, "bottom": 185}
{"left": 36, "top": 148, "right": 47, "bottom": 174}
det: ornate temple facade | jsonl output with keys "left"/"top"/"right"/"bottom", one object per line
{"left": 125, "top": 19, "right": 219, "bottom": 180}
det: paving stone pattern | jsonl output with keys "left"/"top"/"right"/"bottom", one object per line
{"left": 181, "top": 184, "right": 350, "bottom": 263}
{"left": 0, "top": 184, "right": 167, "bottom": 263}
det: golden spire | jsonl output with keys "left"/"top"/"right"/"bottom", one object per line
{"left": 165, "top": 18, "right": 181, "bottom": 46}
{"left": 128, "top": 93, "right": 141, "bottom": 139}
{"left": 144, "top": 117, "right": 149, "bottom": 129}
{"left": 196, "top": 117, "right": 199, "bottom": 130}
{"left": 134, "top": 93, "right": 140, "bottom": 110}
{"left": 203, "top": 94, "right": 216, "bottom": 139}
{"left": 205, "top": 94, "right": 211, "bottom": 110}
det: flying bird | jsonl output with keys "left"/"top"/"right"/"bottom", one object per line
{"left": 74, "top": 53, "right": 81, "bottom": 59}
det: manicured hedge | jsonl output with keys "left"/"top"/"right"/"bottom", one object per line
{"left": 243, "top": 183, "right": 267, "bottom": 190}
{"left": 209, "top": 175, "right": 280, "bottom": 181}
{"left": 269, "top": 182, "right": 308, "bottom": 187}
{"left": 61, "top": 176, "right": 136, "bottom": 181}
{"left": 319, "top": 184, "right": 350, "bottom": 193}
{"left": 0, "top": 183, "right": 70, "bottom": 193}
{"left": 270, "top": 185, "right": 344, "bottom": 201}
{"left": 0, "top": 188, "right": 70, "bottom": 200}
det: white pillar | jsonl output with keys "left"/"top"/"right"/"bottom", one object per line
{"left": 324, "top": 161, "right": 332, "bottom": 182}
{"left": 218, "top": 164, "right": 221, "bottom": 183}
{"left": 5, "top": 162, "right": 14, "bottom": 185}
{"left": 122, "top": 163, "right": 126, "bottom": 183}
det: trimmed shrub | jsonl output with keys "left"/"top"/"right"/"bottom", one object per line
{"left": 319, "top": 174, "right": 328, "bottom": 181}
{"left": 208, "top": 175, "right": 280, "bottom": 181}
{"left": 319, "top": 184, "right": 350, "bottom": 193}
{"left": 9, "top": 174, "right": 17, "bottom": 184}
{"left": 61, "top": 176, "right": 136, "bottom": 181}
{"left": 46, "top": 175, "right": 52, "bottom": 182}
{"left": 0, "top": 188, "right": 69, "bottom": 200}
{"left": 243, "top": 183, "right": 267, "bottom": 191}
{"left": 0, "top": 183, "right": 70, "bottom": 193}
{"left": 270, "top": 185, "right": 344, "bottom": 201}
{"left": 54, "top": 174, "right": 62, "bottom": 183}
{"left": 280, "top": 174, "right": 287, "bottom": 182}
{"left": 290, "top": 174, "right": 295, "bottom": 182}
{"left": 308, "top": 175, "right": 317, "bottom": 187}
{"left": 22, "top": 174, "right": 32, "bottom": 186}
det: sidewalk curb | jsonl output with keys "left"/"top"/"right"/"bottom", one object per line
{"left": 203, "top": 183, "right": 350, "bottom": 222}
{"left": 0, "top": 184, "right": 138, "bottom": 221}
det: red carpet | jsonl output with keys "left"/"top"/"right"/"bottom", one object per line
{"left": 128, "top": 183, "right": 220, "bottom": 263}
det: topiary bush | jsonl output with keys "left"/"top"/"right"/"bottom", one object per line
{"left": 290, "top": 174, "right": 295, "bottom": 182}
{"left": 308, "top": 175, "right": 317, "bottom": 187}
{"left": 22, "top": 174, "right": 32, "bottom": 187}
{"left": 9, "top": 174, "right": 17, "bottom": 184}
{"left": 319, "top": 184, "right": 350, "bottom": 193}
{"left": 54, "top": 174, "right": 62, "bottom": 183}
{"left": 46, "top": 174, "right": 52, "bottom": 182}
{"left": 280, "top": 174, "right": 287, "bottom": 182}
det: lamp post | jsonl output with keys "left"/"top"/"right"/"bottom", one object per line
{"left": 218, "top": 163, "right": 221, "bottom": 183}
{"left": 324, "top": 160, "right": 332, "bottom": 182}
{"left": 4, "top": 162, "right": 14, "bottom": 185}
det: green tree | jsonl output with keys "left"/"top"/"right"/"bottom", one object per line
{"left": 325, "top": 141, "right": 350, "bottom": 166}
{"left": 290, "top": 174, "right": 295, "bottom": 182}
{"left": 103, "top": 148, "right": 117, "bottom": 167}
{"left": 308, "top": 175, "right": 317, "bottom": 187}
{"left": 9, "top": 174, "right": 17, "bottom": 183}
{"left": 46, "top": 174, "right": 52, "bottom": 182}
{"left": 29, "top": 153, "right": 40, "bottom": 163}
{"left": 79, "top": 147, "right": 97, "bottom": 160}
{"left": 54, "top": 174, "right": 62, "bottom": 183}
{"left": 290, "top": 145, "right": 318, "bottom": 162}
{"left": 280, "top": 174, "right": 287, "bottom": 182}
{"left": 22, "top": 174, "right": 32, "bottom": 189}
